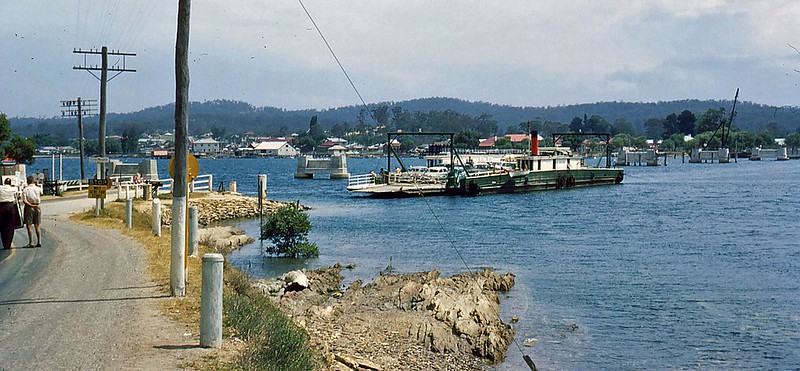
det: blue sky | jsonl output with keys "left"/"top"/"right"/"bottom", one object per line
{"left": 2, "top": 0, "right": 800, "bottom": 118}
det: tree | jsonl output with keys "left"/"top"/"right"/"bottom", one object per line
{"left": 295, "top": 136, "right": 316, "bottom": 153}
{"left": 644, "top": 118, "right": 664, "bottom": 139}
{"left": 120, "top": 124, "right": 142, "bottom": 154}
{"left": 695, "top": 108, "right": 726, "bottom": 134}
{"left": 494, "top": 137, "right": 512, "bottom": 149}
{"left": 676, "top": 110, "right": 696, "bottom": 135}
{"left": 3, "top": 136, "right": 36, "bottom": 164}
{"left": 757, "top": 129, "right": 776, "bottom": 148}
{"left": 0, "top": 114, "right": 36, "bottom": 164}
{"left": 662, "top": 113, "right": 679, "bottom": 137}
{"left": 785, "top": 132, "right": 800, "bottom": 148}
{"left": 569, "top": 116, "right": 583, "bottom": 133}
{"left": 261, "top": 204, "right": 319, "bottom": 258}
{"left": 0, "top": 113, "right": 10, "bottom": 143}
{"left": 454, "top": 130, "right": 481, "bottom": 149}
{"left": 612, "top": 118, "right": 636, "bottom": 136}
{"left": 308, "top": 115, "right": 325, "bottom": 143}
{"left": 371, "top": 105, "right": 390, "bottom": 125}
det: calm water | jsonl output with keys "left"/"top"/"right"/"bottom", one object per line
{"left": 39, "top": 156, "right": 800, "bottom": 370}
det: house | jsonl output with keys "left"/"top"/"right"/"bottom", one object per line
{"left": 479, "top": 133, "right": 541, "bottom": 148}
{"left": 193, "top": 138, "right": 220, "bottom": 155}
{"left": 251, "top": 141, "right": 299, "bottom": 157}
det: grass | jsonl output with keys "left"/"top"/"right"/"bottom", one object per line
{"left": 70, "top": 196, "right": 319, "bottom": 370}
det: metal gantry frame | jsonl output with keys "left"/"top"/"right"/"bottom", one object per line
{"left": 551, "top": 132, "right": 613, "bottom": 168}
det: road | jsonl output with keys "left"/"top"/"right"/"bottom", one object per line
{"left": 0, "top": 196, "right": 207, "bottom": 370}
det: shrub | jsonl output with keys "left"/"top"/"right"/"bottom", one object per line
{"left": 260, "top": 204, "right": 319, "bottom": 258}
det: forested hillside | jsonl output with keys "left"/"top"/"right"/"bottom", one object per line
{"left": 10, "top": 97, "right": 800, "bottom": 145}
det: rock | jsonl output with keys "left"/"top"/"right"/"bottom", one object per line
{"left": 282, "top": 270, "right": 309, "bottom": 292}
{"left": 334, "top": 353, "right": 383, "bottom": 371}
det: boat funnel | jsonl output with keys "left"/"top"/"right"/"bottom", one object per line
{"left": 531, "top": 130, "right": 539, "bottom": 155}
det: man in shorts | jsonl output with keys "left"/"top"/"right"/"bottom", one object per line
{"left": 22, "top": 176, "right": 42, "bottom": 248}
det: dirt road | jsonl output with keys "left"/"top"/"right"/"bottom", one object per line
{"left": 0, "top": 196, "right": 207, "bottom": 369}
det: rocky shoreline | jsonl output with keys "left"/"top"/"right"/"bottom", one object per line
{"left": 255, "top": 265, "right": 516, "bottom": 370}
{"left": 143, "top": 192, "right": 519, "bottom": 369}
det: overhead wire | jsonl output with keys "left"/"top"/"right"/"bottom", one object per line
{"left": 298, "top": 2, "right": 536, "bottom": 368}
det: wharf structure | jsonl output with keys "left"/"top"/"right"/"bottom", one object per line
{"left": 615, "top": 148, "right": 660, "bottom": 166}
{"left": 294, "top": 149, "right": 349, "bottom": 179}
{"left": 689, "top": 148, "right": 731, "bottom": 164}
{"left": 750, "top": 147, "right": 790, "bottom": 161}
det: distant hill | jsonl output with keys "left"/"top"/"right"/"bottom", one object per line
{"left": 10, "top": 97, "right": 800, "bottom": 141}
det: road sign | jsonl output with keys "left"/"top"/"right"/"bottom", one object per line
{"left": 88, "top": 185, "right": 107, "bottom": 199}
{"left": 168, "top": 153, "right": 200, "bottom": 182}
{"left": 88, "top": 178, "right": 111, "bottom": 187}
{"left": 92, "top": 157, "right": 110, "bottom": 163}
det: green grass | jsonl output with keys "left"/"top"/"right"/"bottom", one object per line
{"left": 224, "top": 269, "right": 318, "bottom": 371}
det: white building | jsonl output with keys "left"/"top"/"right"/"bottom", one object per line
{"left": 251, "top": 141, "right": 299, "bottom": 157}
{"left": 193, "top": 138, "right": 220, "bottom": 155}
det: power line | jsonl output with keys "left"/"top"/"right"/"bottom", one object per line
{"left": 297, "top": 0, "right": 378, "bottom": 124}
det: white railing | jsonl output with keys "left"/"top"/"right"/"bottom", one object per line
{"left": 348, "top": 173, "right": 376, "bottom": 188}
{"left": 154, "top": 174, "right": 213, "bottom": 196}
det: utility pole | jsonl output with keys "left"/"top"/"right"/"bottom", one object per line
{"left": 60, "top": 98, "right": 97, "bottom": 180}
{"left": 73, "top": 47, "right": 136, "bottom": 167}
{"left": 171, "top": 0, "right": 191, "bottom": 297}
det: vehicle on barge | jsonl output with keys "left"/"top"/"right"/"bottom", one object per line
{"left": 347, "top": 131, "right": 623, "bottom": 197}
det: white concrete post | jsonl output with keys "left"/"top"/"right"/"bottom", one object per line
{"left": 228, "top": 181, "right": 236, "bottom": 193}
{"left": 152, "top": 198, "right": 161, "bottom": 236}
{"left": 188, "top": 206, "right": 198, "bottom": 257}
{"left": 258, "top": 174, "right": 267, "bottom": 200}
{"left": 200, "top": 253, "right": 224, "bottom": 348}
{"left": 125, "top": 198, "right": 133, "bottom": 229}
{"left": 170, "top": 196, "right": 186, "bottom": 297}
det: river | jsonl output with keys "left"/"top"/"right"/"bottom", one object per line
{"left": 34, "top": 155, "right": 800, "bottom": 370}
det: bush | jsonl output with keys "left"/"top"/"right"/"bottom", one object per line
{"left": 224, "top": 292, "right": 317, "bottom": 370}
{"left": 260, "top": 204, "right": 319, "bottom": 258}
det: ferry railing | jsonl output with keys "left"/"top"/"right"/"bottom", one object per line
{"left": 348, "top": 173, "right": 376, "bottom": 188}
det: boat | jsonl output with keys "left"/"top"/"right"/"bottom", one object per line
{"left": 346, "top": 131, "right": 623, "bottom": 197}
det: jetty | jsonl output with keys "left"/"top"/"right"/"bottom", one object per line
{"left": 294, "top": 152, "right": 349, "bottom": 179}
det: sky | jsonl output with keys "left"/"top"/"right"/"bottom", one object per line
{"left": 2, "top": 0, "right": 800, "bottom": 118}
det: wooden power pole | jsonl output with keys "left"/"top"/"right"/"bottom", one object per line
{"left": 171, "top": 0, "right": 191, "bottom": 297}
{"left": 60, "top": 97, "right": 97, "bottom": 180}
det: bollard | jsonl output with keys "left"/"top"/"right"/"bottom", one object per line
{"left": 125, "top": 198, "right": 133, "bottom": 229}
{"left": 200, "top": 253, "right": 224, "bottom": 348}
{"left": 188, "top": 206, "right": 198, "bottom": 257}
{"left": 258, "top": 174, "right": 267, "bottom": 200}
{"left": 228, "top": 181, "right": 237, "bottom": 193}
{"left": 152, "top": 198, "right": 161, "bottom": 236}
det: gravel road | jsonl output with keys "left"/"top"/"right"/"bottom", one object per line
{"left": 0, "top": 196, "right": 208, "bottom": 370}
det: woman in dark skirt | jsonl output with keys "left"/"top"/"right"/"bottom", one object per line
{"left": 0, "top": 178, "right": 20, "bottom": 250}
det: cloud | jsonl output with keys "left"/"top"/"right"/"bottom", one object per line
{"left": 2, "top": 1, "right": 800, "bottom": 117}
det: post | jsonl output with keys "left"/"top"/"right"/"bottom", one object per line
{"left": 125, "top": 198, "right": 133, "bottom": 229}
{"left": 200, "top": 253, "right": 224, "bottom": 348}
{"left": 152, "top": 198, "right": 161, "bottom": 236}
{"left": 171, "top": 0, "right": 191, "bottom": 297}
{"left": 99, "top": 46, "right": 108, "bottom": 158}
{"left": 188, "top": 206, "right": 198, "bottom": 257}
{"left": 59, "top": 154, "right": 63, "bottom": 181}
{"left": 78, "top": 97, "right": 85, "bottom": 180}
{"left": 258, "top": 174, "right": 267, "bottom": 240}
{"left": 228, "top": 181, "right": 236, "bottom": 193}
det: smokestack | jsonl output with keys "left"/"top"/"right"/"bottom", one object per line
{"left": 531, "top": 130, "right": 539, "bottom": 155}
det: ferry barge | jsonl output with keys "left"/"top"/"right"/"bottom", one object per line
{"left": 347, "top": 131, "right": 623, "bottom": 197}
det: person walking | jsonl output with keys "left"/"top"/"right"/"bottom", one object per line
{"left": 0, "top": 178, "right": 19, "bottom": 250}
{"left": 22, "top": 176, "right": 42, "bottom": 248}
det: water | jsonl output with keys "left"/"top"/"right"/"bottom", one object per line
{"left": 39, "top": 156, "right": 800, "bottom": 370}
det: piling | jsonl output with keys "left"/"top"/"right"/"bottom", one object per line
{"left": 228, "top": 181, "right": 237, "bottom": 193}
{"left": 200, "top": 253, "right": 224, "bottom": 348}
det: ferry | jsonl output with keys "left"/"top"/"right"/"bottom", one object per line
{"left": 347, "top": 131, "right": 623, "bottom": 197}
